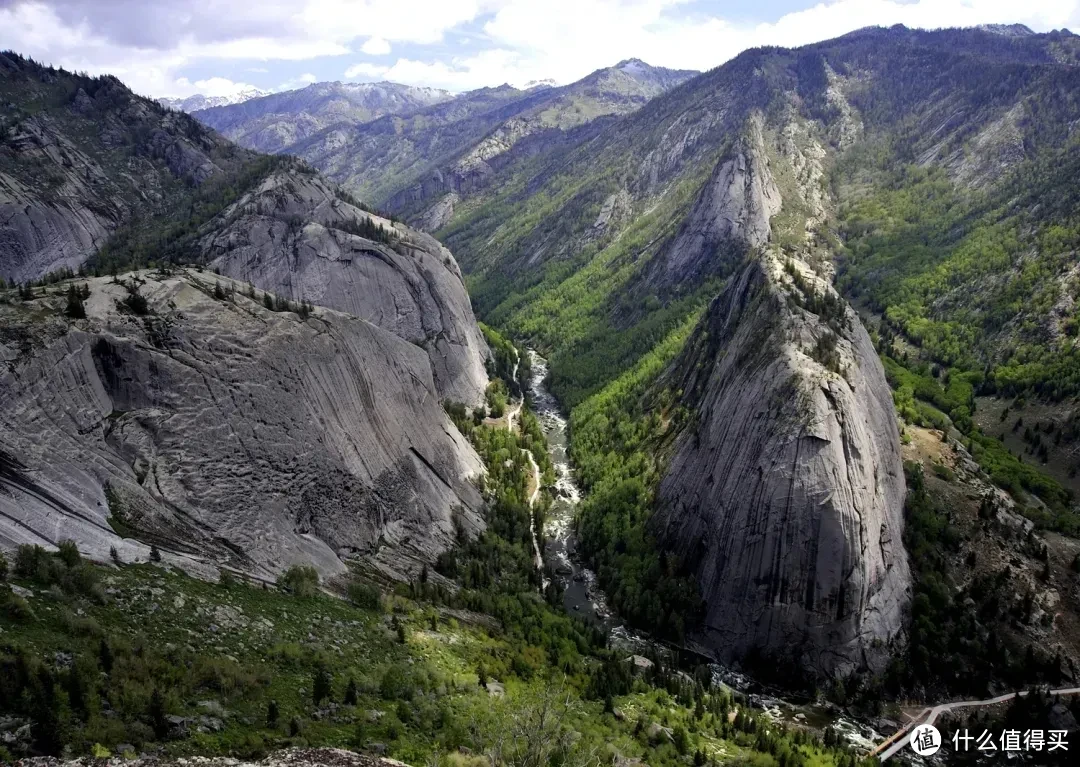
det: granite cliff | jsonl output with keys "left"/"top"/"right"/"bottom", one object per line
{"left": 203, "top": 171, "right": 489, "bottom": 405}
{"left": 655, "top": 254, "right": 910, "bottom": 675}
{"left": 0, "top": 271, "right": 484, "bottom": 580}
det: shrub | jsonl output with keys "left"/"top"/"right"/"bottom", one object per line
{"left": 57, "top": 540, "right": 81, "bottom": 568}
{"left": 14, "top": 544, "right": 48, "bottom": 578}
{"left": 277, "top": 565, "right": 319, "bottom": 598}
{"left": 0, "top": 586, "right": 35, "bottom": 622}
{"left": 347, "top": 580, "right": 381, "bottom": 610}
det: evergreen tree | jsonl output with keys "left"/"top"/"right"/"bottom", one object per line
{"left": 98, "top": 638, "right": 114, "bottom": 674}
{"left": 149, "top": 687, "right": 168, "bottom": 739}
{"left": 267, "top": 699, "right": 279, "bottom": 727}
{"left": 343, "top": 678, "right": 358, "bottom": 706}
{"left": 312, "top": 663, "right": 332, "bottom": 706}
{"left": 64, "top": 284, "right": 86, "bottom": 319}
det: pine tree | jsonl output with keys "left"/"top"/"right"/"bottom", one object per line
{"left": 149, "top": 687, "right": 169, "bottom": 739}
{"left": 65, "top": 284, "right": 86, "bottom": 318}
{"left": 313, "top": 663, "right": 332, "bottom": 705}
{"left": 267, "top": 699, "right": 280, "bottom": 727}
{"left": 98, "top": 638, "right": 114, "bottom": 674}
{"left": 343, "top": 677, "right": 358, "bottom": 706}
{"left": 149, "top": 544, "right": 162, "bottom": 562}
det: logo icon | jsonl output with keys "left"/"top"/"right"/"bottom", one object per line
{"left": 910, "top": 724, "right": 942, "bottom": 756}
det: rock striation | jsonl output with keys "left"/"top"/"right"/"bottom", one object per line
{"left": 202, "top": 172, "right": 489, "bottom": 406}
{"left": 0, "top": 271, "right": 483, "bottom": 580}
{"left": 655, "top": 254, "right": 911, "bottom": 676}
{"left": 659, "top": 114, "right": 781, "bottom": 284}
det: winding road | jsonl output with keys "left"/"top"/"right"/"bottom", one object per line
{"left": 875, "top": 687, "right": 1080, "bottom": 761}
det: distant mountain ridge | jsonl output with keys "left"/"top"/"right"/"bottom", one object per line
{"left": 158, "top": 87, "right": 269, "bottom": 112}
{"left": 191, "top": 80, "right": 456, "bottom": 154}
{"left": 287, "top": 59, "right": 699, "bottom": 219}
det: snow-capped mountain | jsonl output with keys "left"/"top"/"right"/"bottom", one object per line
{"left": 158, "top": 87, "right": 270, "bottom": 113}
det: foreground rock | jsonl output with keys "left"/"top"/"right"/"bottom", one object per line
{"left": 0, "top": 271, "right": 483, "bottom": 579}
{"left": 203, "top": 172, "right": 489, "bottom": 405}
{"left": 653, "top": 112, "right": 910, "bottom": 677}
{"left": 17, "top": 747, "right": 409, "bottom": 767}
{"left": 656, "top": 254, "right": 911, "bottom": 676}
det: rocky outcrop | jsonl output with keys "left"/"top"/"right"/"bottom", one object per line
{"left": 0, "top": 271, "right": 483, "bottom": 580}
{"left": 655, "top": 255, "right": 910, "bottom": 676}
{"left": 660, "top": 114, "right": 781, "bottom": 283}
{"left": 202, "top": 172, "right": 489, "bottom": 406}
{"left": 0, "top": 54, "right": 232, "bottom": 283}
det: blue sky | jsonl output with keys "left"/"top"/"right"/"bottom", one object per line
{"left": 2, "top": 0, "right": 1079, "bottom": 98}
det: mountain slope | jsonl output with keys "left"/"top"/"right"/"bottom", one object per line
{"left": 286, "top": 60, "right": 697, "bottom": 217}
{"left": 0, "top": 270, "right": 483, "bottom": 580}
{"left": 442, "top": 24, "right": 1080, "bottom": 678}
{"left": 0, "top": 52, "right": 489, "bottom": 404}
{"left": 0, "top": 51, "right": 252, "bottom": 284}
{"left": 193, "top": 81, "right": 454, "bottom": 154}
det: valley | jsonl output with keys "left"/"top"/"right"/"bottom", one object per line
{"left": 4, "top": 14, "right": 1080, "bottom": 767}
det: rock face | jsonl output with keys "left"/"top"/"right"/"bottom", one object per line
{"left": 655, "top": 255, "right": 910, "bottom": 676}
{"left": 202, "top": 172, "right": 489, "bottom": 406}
{"left": 660, "top": 115, "right": 781, "bottom": 284}
{"left": 0, "top": 53, "right": 240, "bottom": 284}
{"left": 0, "top": 271, "right": 483, "bottom": 579}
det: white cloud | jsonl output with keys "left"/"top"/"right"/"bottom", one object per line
{"left": 470, "top": 0, "right": 1080, "bottom": 87}
{"left": 278, "top": 72, "right": 319, "bottom": 91}
{"left": 360, "top": 36, "right": 392, "bottom": 55}
{"left": 175, "top": 76, "right": 262, "bottom": 97}
{"left": 344, "top": 61, "right": 390, "bottom": 79}
{"left": 1, "top": 0, "right": 1079, "bottom": 97}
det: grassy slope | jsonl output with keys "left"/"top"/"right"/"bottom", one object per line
{"left": 0, "top": 385, "right": 861, "bottom": 767}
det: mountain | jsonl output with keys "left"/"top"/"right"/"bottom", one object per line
{"left": 0, "top": 52, "right": 493, "bottom": 580}
{"left": 202, "top": 170, "right": 490, "bottom": 404}
{"left": 0, "top": 51, "right": 489, "bottom": 405}
{"left": 0, "top": 52, "right": 253, "bottom": 284}
{"left": 286, "top": 60, "right": 698, "bottom": 217}
{"left": 0, "top": 269, "right": 483, "bottom": 580}
{"left": 158, "top": 87, "right": 269, "bottom": 113}
{"left": 439, "top": 25, "right": 1080, "bottom": 682}
{"left": 191, "top": 81, "right": 455, "bottom": 154}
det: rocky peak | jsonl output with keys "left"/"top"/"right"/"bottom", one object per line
{"left": 203, "top": 171, "right": 490, "bottom": 405}
{"left": 659, "top": 113, "right": 781, "bottom": 283}
{"left": 655, "top": 252, "right": 911, "bottom": 676}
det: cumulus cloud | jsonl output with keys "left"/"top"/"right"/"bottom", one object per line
{"left": 278, "top": 72, "right": 319, "bottom": 91}
{"left": 344, "top": 61, "right": 390, "bottom": 78}
{"left": 360, "top": 36, "right": 392, "bottom": 55}
{"left": 1, "top": 0, "right": 1079, "bottom": 96}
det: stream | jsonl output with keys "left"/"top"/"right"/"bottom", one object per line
{"left": 525, "top": 350, "right": 890, "bottom": 756}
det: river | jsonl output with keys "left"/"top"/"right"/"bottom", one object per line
{"left": 524, "top": 350, "right": 889, "bottom": 756}
{"left": 525, "top": 351, "right": 614, "bottom": 625}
